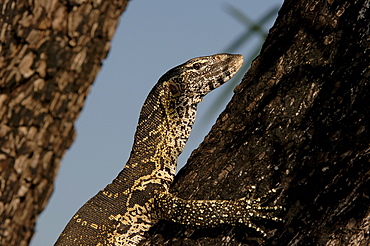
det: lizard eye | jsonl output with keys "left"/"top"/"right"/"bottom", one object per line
{"left": 192, "top": 63, "right": 202, "bottom": 70}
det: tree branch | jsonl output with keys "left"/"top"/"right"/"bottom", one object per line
{"left": 144, "top": 0, "right": 370, "bottom": 245}
{"left": 0, "top": 1, "right": 129, "bottom": 245}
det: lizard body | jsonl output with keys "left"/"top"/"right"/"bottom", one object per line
{"left": 55, "top": 54, "right": 281, "bottom": 246}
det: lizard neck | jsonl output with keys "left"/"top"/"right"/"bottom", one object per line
{"left": 124, "top": 83, "right": 196, "bottom": 185}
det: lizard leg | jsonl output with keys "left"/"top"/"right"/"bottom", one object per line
{"left": 153, "top": 191, "right": 283, "bottom": 236}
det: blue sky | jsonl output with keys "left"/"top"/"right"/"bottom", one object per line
{"left": 30, "top": 1, "right": 283, "bottom": 245}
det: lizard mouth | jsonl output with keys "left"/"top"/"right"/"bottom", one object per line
{"left": 203, "top": 53, "right": 244, "bottom": 94}
{"left": 216, "top": 53, "right": 244, "bottom": 83}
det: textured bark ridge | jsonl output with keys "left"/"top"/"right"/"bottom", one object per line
{"left": 144, "top": 0, "right": 370, "bottom": 245}
{"left": 0, "top": 1, "right": 129, "bottom": 245}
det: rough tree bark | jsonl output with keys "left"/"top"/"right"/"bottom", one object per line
{"left": 0, "top": 1, "right": 129, "bottom": 245}
{"left": 144, "top": 0, "right": 370, "bottom": 245}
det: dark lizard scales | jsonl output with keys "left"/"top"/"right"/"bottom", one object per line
{"left": 55, "top": 54, "right": 282, "bottom": 245}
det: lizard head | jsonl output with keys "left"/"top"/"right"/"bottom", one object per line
{"left": 159, "top": 53, "right": 243, "bottom": 105}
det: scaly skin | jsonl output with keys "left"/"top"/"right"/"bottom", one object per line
{"left": 55, "top": 54, "right": 282, "bottom": 246}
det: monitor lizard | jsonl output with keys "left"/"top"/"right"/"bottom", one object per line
{"left": 55, "top": 54, "right": 282, "bottom": 245}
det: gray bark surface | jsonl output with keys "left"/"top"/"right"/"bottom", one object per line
{"left": 0, "top": 1, "right": 129, "bottom": 245}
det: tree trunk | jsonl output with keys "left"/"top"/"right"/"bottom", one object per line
{"left": 144, "top": 0, "right": 370, "bottom": 245}
{"left": 0, "top": 1, "right": 129, "bottom": 245}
